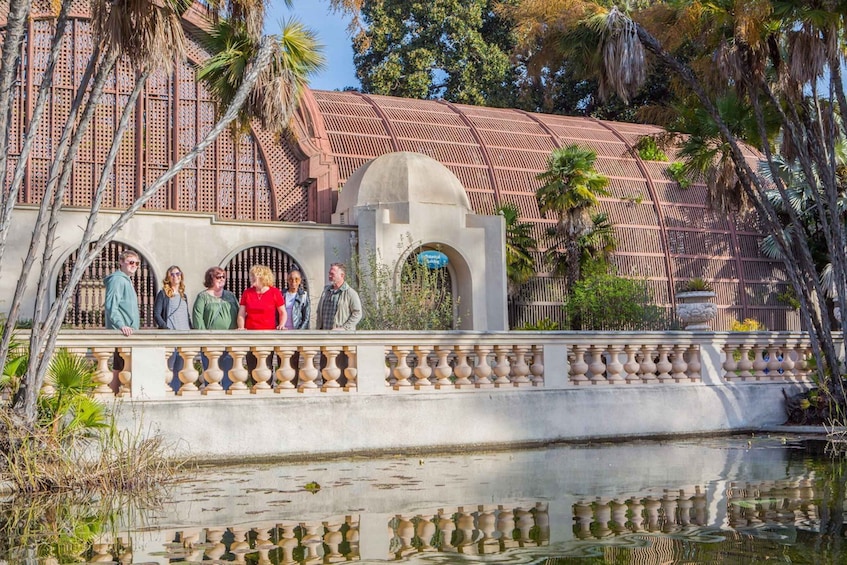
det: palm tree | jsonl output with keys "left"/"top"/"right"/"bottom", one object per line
{"left": 495, "top": 203, "right": 538, "bottom": 294}
{"left": 536, "top": 144, "right": 609, "bottom": 290}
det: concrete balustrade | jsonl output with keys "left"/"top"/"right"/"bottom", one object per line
{"left": 23, "top": 330, "right": 821, "bottom": 402}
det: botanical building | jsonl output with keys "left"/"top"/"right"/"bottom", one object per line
{"left": 2, "top": 2, "right": 796, "bottom": 330}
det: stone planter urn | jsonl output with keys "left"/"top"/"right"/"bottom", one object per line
{"left": 676, "top": 290, "right": 718, "bottom": 330}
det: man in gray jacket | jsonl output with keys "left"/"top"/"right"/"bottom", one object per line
{"left": 316, "top": 262, "right": 362, "bottom": 330}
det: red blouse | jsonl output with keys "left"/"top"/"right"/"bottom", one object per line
{"left": 239, "top": 286, "right": 284, "bottom": 330}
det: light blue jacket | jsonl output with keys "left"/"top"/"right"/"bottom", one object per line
{"left": 104, "top": 270, "right": 140, "bottom": 330}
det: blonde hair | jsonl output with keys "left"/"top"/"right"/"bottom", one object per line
{"left": 250, "top": 265, "right": 275, "bottom": 288}
{"left": 162, "top": 265, "right": 186, "bottom": 298}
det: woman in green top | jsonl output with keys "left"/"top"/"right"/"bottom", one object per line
{"left": 193, "top": 266, "right": 239, "bottom": 330}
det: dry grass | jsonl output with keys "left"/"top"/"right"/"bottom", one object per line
{"left": 0, "top": 407, "right": 181, "bottom": 494}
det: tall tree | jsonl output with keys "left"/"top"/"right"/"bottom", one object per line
{"left": 496, "top": 203, "right": 538, "bottom": 294}
{"left": 536, "top": 144, "right": 609, "bottom": 291}
{"left": 352, "top": 0, "right": 517, "bottom": 105}
{"left": 583, "top": 1, "right": 847, "bottom": 401}
{"left": 0, "top": 0, "right": 323, "bottom": 425}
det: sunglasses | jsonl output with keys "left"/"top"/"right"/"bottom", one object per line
{"left": 126, "top": 260, "right": 139, "bottom": 266}
{"left": 169, "top": 272, "right": 182, "bottom": 277}
{"left": 215, "top": 274, "right": 226, "bottom": 280}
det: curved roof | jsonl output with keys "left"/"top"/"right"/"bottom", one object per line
{"left": 297, "top": 90, "right": 795, "bottom": 330}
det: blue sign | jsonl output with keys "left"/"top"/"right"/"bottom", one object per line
{"left": 417, "top": 250, "right": 449, "bottom": 269}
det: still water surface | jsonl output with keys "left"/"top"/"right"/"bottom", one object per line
{"left": 3, "top": 434, "right": 847, "bottom": 564}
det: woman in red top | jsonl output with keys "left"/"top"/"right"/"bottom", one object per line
{"left": 237, "top": 265, "right": 287, "bottom": 330}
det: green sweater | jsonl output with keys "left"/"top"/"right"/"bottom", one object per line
{"left": 103, "top": 270, "right": 140, "bottom": 330}
{"left": 192, "top": 290, "right": 239, "bottom": 330}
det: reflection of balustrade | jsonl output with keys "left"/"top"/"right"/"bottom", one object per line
{"left": 727, "top": 479, "right": 819, "bottom": 528}
{"left": 389, "top": 503, "right": 549, "bottom": 558}
{"left": 573, "top": 488, "right": 708, "bottom": 539}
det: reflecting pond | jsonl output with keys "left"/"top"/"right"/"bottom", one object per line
{"left": 3, "top": 434, "right": 847, "bottom": 564}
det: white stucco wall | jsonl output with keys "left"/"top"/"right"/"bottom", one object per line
{"left": 4, "top": 206, "right": 355, "bottom": 325}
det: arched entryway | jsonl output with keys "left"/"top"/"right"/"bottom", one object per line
{"left": 56, "top": 242, "right": 157, "bottom": 328}
{"left": 399, "top": 245, "right": 457, "bottom": 329}
{"left": 224, "top": 246, "right": 309, "bottom": 300}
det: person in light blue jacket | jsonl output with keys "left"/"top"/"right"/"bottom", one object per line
{"left": 103, "top": 250, "right": 141, "bottom": 336}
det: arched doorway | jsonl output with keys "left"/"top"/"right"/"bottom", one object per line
{"left": 56, "top": 243, "right": 157, "bottom": 328}
{"left": 224, "top": 246, "right": 308, "bottom": 300}
{"left": 399, "top": 245, "right": 456, "bottom": 329}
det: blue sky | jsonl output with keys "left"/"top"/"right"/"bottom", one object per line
{"left": 265, "top": 1, "right": 360, "bottom": 91}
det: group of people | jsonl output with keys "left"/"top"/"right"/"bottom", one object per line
{"left": 103, "top": 250, "right": 362, "bottom": 334}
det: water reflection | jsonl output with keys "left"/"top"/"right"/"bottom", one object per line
{"left": 3, "top": 434, "right": 847, "bottom": 564}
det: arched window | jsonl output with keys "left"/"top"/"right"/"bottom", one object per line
{"left": 56, "top": 243, "right": 157, "bottom": 328}
{"left": 224, "top": 246, "right": 308, "bottom": 300}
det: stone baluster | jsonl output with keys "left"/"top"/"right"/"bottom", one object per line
{"left": 164, "top": 349, "right": 175, "bottom": 394}
{"left": 511, "top": 345, "right": 531, "bottom": 386}
{"left": 229, "top": 527, "right": 251, "bottom": 557}
{"left": 639, "top": 346, "right": 657, "bottom": 384}
{"left": 202, "top": 347, "right": 225, "bottom": 395}
{"left": 297, "top": 348, "right": 319, "bottom": 391}
{"left": 453, "top": 346, "right": 474, "bottom": 387}
{"left": 394, "top": 515, "right": 415, "bottom": 557}
{"left": 321, "top": 346, "right": 343, "bottom": 391}
{"left": 497, "top": 506, "right": 518, "bottom": 549}
{"left": 624, "top": 345, "right": 640, "bottom": 384}
{"left": 737, "top": 345, "right": 754, "bottom": 380}
{"left": 274, "top": 347, "right": 297, "bottom": 392}
{"left": 391, "top": 346, "right": 413, "bottom": 388}
{"left": 91, "top": 348, "right": 114, "bottom": 396}
{"left": 752, "top": 346, "right": 768, "bottom": 380}
{"left": 177, "top": 347, "right": 201, "bottom": 396}
{"left": 493, "top": 345, "right": 512, "bottom": 386}
{"left": 474, "top": 345, "right": 493, "bottom": 388}
{"left": 250, "top": 347, "right": 273, "bottom": 393}
{"left": 655, "top": 345, "right": 672, "bottom": 383}
{"left": 570, "top": 345, "right": 589, "bottom": 385}
{"left": 723, "top": 344, "right": 739, "bottom": 381}
{"left": 433, "top": 346, "right": 454, "bottom": 388}
{"left": 385, "top": 349, "right": 396, "bottom": 387}
{"left": 767, "top": 346, "right": 782, "bottom": 380}
{"left": 323, "top": 520, "right": 344, "bottom": 561}
{"left": 415, "top": 514, "right": 437, "bottom": 551}
{"left": 671, "top": 344, "right": 689, "bottom": 383}
{"left": 117, "top": 347, "right": 132, "bottom": 397}
{"left": 343, "top": 346, "right": 358, "bottom": 391}
{"left": 587, "top": 346, "right": 607, "bottom": 385}
{"left": 413, "top": 346, "right": 433, "bottom": 389}
{"left": 686, "top": 345, "right": 701, "bottom": 382}
{"left": 226, "top": 347, "right": 250, "bottom": 395}
{"left": 534, "top": 502, "right": 550, "bottom": 544}
{"left": 781, "top": 344, "right": 796, "bottom": 380}
{"left": 254, "top": 526, "right": 275, "bottom": 551}
{"left": 530, "top": 345, "right": 544, "bottom": 386}
{"left": 605, "top": 344, "right": 624, "bottom": 384}
{"left": 795, "top": 345, "right": 810, "bottom": 379}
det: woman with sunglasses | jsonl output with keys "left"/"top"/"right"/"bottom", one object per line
{"left": 193, "top": 266, "right": 239, "bottom": 330}
{"left": 154, "top": 265, "right": 192, "bottom": 330}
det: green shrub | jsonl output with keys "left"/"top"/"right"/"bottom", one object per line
{"left": 564, "top": 272, "right": 664, "bottom": 330}
{"left": 679, "top": 277, "right": 714, "bottom": 292}
{"left": 635, "top": 136, "right": 668, "bottom": 161}
{"left": 351, "top": 243, "right": 457, "bottom": 330}
{"left": 516, "top": 318, "right": 561, "bottom": 331}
